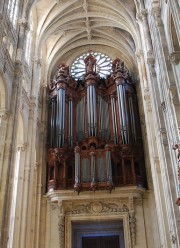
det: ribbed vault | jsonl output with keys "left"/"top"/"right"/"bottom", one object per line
{"left": 29, "top": 0, "right": 141, "bottom": 81}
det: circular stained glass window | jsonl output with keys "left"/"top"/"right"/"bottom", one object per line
{"left": 71, "top": 52, "right": 112, "bottom": 80}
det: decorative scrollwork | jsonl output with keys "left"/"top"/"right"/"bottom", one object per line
{"left": 129, "top": 211, "right": 136, "bottom": 247}
{"left": 58, "top": 216, "right": 65, "bottom": 247}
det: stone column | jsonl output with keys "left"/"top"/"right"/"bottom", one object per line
{"left": 136, "top": 9, "right": 153, "bottom": 59}
{"left": 0, "top": 110, "right": 10, "bottom": 181}
{"left": 0, "top": 61, "right": 24, "bottom": 247}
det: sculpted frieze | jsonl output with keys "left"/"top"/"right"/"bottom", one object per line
{"left": 64, "top": 199, "right": 129, "bottom": 216}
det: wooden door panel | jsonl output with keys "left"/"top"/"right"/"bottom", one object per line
{"left": 82, "top": 235, "right": 119, "bottom": 248}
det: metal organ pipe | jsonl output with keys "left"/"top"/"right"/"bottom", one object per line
{"left": 87, "top": 87, "right": 91, "bottom": 136}
{"left": 92, "top": 86, "right": 97, "bottom": 136}
{"left": 111, "top": 96, "right": 118, "bottom": 145}
{"left": 90, "top": 85, "right": 94, "bottom": 136}
{"left": 62, "top": 89, "right": 65, "bottom": 147}
{"left": 56, "top": 88, "right": 66, "bottom": 148}
{"left": 70, "top": 100, "right": 73, "bottom": 146}
{"left": 129, "top": 97, "right": 136, "bottom": 143}
{"left": 87, "top": 84, "right": 97, "bottom": 137}
{"left": 117, "top": 84, "right": 129, "bottom": 144}
{"left": 90, "top": 151, "right": 96, "bottom": 183}
{"left": 50, "top": 99, "right": 56, "bottom": 147}
{"left": 105, "top": 146, "right": 112, "bottom": 182}
{"left": 74, "top": 146, "right": 80, "bottom": 184}
{"left": 68, "top": 98, "right": 73, "bottom": 147}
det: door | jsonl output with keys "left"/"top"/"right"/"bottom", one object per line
{"left": 82, "top": 235, "right": 120, "bottom": 248}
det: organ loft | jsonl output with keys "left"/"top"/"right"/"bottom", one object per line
{"left": 47, "top": 53, "right": 146, "bottom": 194}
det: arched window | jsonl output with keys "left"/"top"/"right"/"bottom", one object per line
{"left": 7, "top": 0, "right": 19, "bottom": 27}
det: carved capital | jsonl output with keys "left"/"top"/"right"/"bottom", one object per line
{"left": 168, "top": 52, "right": 180, "bottom": 65}
{"left": 160, "top": 101, "right": 166, "bottom": 112}
{"left": 135, "top": 50, "right": 143, "bottom": 62}
{"left": 19, "top": 19, "right": 28, "bottom": 30}
{"left": 136, "top": 9, "right": 148, "bottom": 22}
{"left": 18, "top": 143, "right": 28, "bottom": 151}
{"left": 159, "top": 128, "right": 168, "bottom": 145}
{"left": 32, "top": 57, "right": 42, "bottom": 67}
{"left": 0, "top": 110, "right": 10, "bottom": 121}
{"left": 146, "top": 51, "right": 155, "bottom": 65}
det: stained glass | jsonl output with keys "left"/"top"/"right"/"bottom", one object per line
{"left": 71, "top": 52, "right": 112, "bottom": 80}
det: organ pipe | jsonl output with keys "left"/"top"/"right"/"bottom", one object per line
{"left": 117, "top": 84, "right": 129, "bottom": 144}
{"left": 110, "top": 95, "right": 118, "bottom": 145}
{"left": 68, "top": 98, "right": 73, "bottom": 147}
{"left": 129, "top": 96, "right": 136, "bottom": 143}
{"left": 74, "top": 146, "right": 80, "bottom": 183}
{"left": 105, "top": 145, "right": 112, "bottom": 182}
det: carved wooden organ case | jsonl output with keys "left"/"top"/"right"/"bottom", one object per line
{"left": 47, "top": 54, "right": 146, "bottom": 194}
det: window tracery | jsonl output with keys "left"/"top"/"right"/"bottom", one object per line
{"left": 71, "top": 52, "right": 112, "bottom": 80}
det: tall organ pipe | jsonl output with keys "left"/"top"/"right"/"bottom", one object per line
{"left": 90, "top": 85, "right": 94, "bottom": 135}
{"left": 62, "top": 90, "right": 65, "bottom": 147}
{"left": 74, "top": 146, "right": 80, "bottom": 183}
{"left": 129, "top": 96, "right": 136, "bottom": 142}
{"left": 117, "top": 84, "right": 129, "bottom": 144}
{"left": 50, "top": 99, "right": 56, "bottom": 147}
{"left": 87, "top": 84, "right": 97, "bottom": 137}
{"left": 90, "top": 151, "right": 96, "bottom": 183}
{"left": 70, "top": 100, "right": 73, "bottom": 146}
{"left": 68, "top": 98, "right": 73, "bottom": 147}
{"left": 111, "top": 96, "right": 118, "bottom": 144}
{"left": 87, "top": 87, "right": 91, "bottom": 135}
{"left": 92, "top": 86, "right": 97, "bottom": 136}
{"left": 56, "top": 88, "right": 65, "bottom": 147}
{"left": 105, "top": 145, "right": 112, "bottom": 182}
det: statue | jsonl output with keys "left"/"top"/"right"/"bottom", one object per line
{"left": 56, "top": 64, "right": 69, "bottom": 83}
{"left": 84, "top": 54, "right": 96, "bottom": 74}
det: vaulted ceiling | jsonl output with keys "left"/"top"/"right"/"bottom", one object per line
{"left": 30, "top": 0, "right": 142, "bottom": 79}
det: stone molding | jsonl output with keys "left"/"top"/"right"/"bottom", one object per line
{"left": 53, "top": 197, "right": 139, "bottom": 247}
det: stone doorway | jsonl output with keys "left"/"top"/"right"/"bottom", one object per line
{"left": 72, "top": 220, "right": 125, "bottom": 248}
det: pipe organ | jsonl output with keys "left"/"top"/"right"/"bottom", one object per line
{"left": 47, "top": 54, "right": 146, "bottom": 194}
